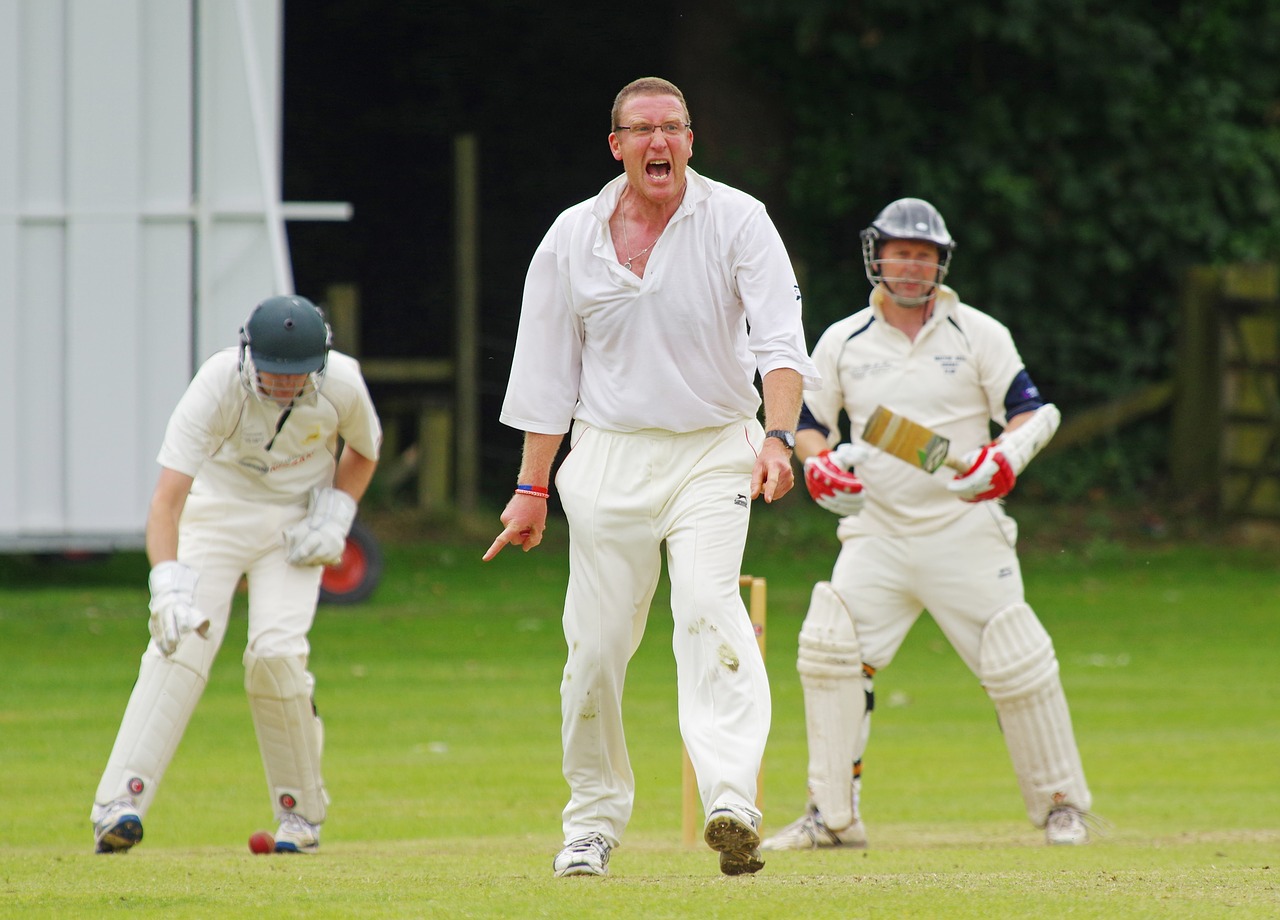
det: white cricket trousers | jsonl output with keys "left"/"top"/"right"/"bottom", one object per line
{"left": 833, "top": 502, "right": 1025, "bottom": 670}
{"left": 94, "top": 493, "right": 323, "bottom": 814}
{"left": 554, "top": 420, "right": 771, "bottom": 846}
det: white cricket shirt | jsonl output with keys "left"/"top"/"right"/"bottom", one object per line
{"left": 804, "top": 286, "right": 1030, "bottom": 536}
{"left": 500, "top": 168, "right": 820, "bottom": 435}
{"left": 157, "top": 348, "right": 382, "bottom": 504}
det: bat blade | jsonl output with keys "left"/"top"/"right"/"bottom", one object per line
{"left": 861, "top": 405, "right": 967, "bottom": 473}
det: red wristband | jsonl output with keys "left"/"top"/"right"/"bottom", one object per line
{"left": 514, "top": 484, "right": 549, "bottom": 499}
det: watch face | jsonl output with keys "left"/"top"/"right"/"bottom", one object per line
{"left": 767, "top": 430, "right": 795, "bottom": 449}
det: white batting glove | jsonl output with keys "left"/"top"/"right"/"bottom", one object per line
{"left": 283, "top": 487, "right": 357, "bottom": 567}
{"left": 147, "top": 561, "right": 211, "bottom": 656}
{"left": 946, "top": 444, "right": 1017, "bottom": 502}
{"left": 804, "top": 442, "right": 869, "bottom": 516}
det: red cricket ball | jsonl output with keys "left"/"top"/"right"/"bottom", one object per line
{"left": 248, "top": 830, "right": 275, "bottom": 854}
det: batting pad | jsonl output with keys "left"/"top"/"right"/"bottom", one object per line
{"left": 796, "top": 581, "right": 867, "bottom": 830}
{"left": 980, "top": 603, "right": 1091, "bottom": 824}
{"left": 94, "top": 634, "right": 208, "bottom": 817}
{"left": 244, "top": 653, "right": 328, "bottom": 823}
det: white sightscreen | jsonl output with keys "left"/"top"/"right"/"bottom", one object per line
{"left": 0, "top": 0, "right": 312, "bottom": 551}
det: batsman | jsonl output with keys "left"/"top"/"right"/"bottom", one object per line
{"left": 90, "top": 295, "right": 381, "bottom": 855}
{"left": 762, "top": 198, "right": 1093, "bottom": 851}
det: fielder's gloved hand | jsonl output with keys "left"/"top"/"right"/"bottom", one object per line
{"left": 148, "top": 560, "right": 211, "bottom": 656}
{"left": 804, "top": 442, "right": 869, "bottom": 516}
{"left": 946, "top": 443, "right": 1016, "bottom": 502}
{"left": 283, "top": 487, "right": 357, "bottom": 566}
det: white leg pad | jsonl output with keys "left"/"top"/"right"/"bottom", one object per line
{"left": 93, "top": 634, "right": 208, "bottom": 819}
{"left": 244, "top": 652, "right": 328, "bottom": 824}
{"left": 796, "top": 581, "right": 869, "bottom": 831}
{"left": 980, "top": 603, "right": 1091, "bottom": 825}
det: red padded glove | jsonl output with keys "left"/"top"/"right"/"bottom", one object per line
{"left": 804, "top": 448, "right": 866, "bottom": 516}
{"left": 946, "top": 444, "right": 1016, "bottom": 502}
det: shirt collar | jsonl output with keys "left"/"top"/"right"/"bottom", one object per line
{"left": 870, "top": 283, "right": 959, "bottom": 321}
{"left": 591, "top": 167, "right": 711, "bottom": 223}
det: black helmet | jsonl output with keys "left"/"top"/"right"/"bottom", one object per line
{"left": 240, "top": 295, "right": 331, "bottom": 374}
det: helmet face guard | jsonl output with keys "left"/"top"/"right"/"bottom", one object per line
{"left": 860, "top": 198, "right": 956, "bottom": 307}
{"left": 238, "top": 295, "right": 332, "bottom": 406}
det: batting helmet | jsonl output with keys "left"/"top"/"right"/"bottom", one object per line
{"left": 238, "top": 296, "right": 332, "bottom": 403}
{"left": 860, "top": 198, "right": 956, "bottom": 304}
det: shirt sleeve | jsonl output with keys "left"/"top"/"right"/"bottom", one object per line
{"left": 798, "top": 321, "right": 849, "bottom": 445}
{"left": 973, "top": 314, "right": 1029, "bottom": 426}
{"left": 329, "top": 354, "right": 383, "bottom": 461}
{"left": 498, "top": 220, "right": 584, "bottom": 434}
{"left": 155, "top": 354, "right": 241, "bottom": 477}
{"left": 735, "top": 210, "right": 822, "bottom": 390}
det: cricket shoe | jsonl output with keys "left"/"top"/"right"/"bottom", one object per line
{"left": 274, "top": 813, "right": 320, "bottom": 854}
{"left": 703, "top": 808, "right": 765, "bottom": 876}
{"left": 760, "top": 804, "right": 868, "bottom": 851}
{"left": 1045, "top": 805, "right": 1089, "bottom": 845}
{"left": 93, "top": 799, "right": 143, "bottom": 854}
{"left": 553, "top": 832, "right": 611, "bottom": 877}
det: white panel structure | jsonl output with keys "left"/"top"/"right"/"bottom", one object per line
{"left": 0, "top": 0, "right": 349, "bottom": 551}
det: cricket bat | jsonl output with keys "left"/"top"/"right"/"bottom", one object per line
{"left": 861, "top": 405, "right": 970, "bottom": 474}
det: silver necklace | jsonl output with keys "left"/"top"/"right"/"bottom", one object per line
{"left": 620, "top": 200, "right": 657, "bottom": 271}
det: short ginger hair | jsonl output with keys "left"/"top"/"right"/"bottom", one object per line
{"left": 610, "top": 77, "right": 691, "bottom": 129}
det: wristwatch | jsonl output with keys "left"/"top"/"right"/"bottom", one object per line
{"left": 764, "top": 429, "right": 796, "bottom": 451}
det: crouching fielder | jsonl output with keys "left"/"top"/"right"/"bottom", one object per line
{"left": 762, "top": 198, "right": 1092, "bottom": 852}
{"left": 90, "top": 295, "right": 381, "bottom": 854}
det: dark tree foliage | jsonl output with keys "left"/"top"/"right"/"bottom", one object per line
{"left": 282, "top": 1, "right": 1280, "bottom": 503}
{"left": 733, "top": 0, "right": 1280, "bottom": 494}
{"left": 283, "top": 0, "right": 680, "bottom": 360}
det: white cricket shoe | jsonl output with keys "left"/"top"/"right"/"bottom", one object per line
{"left": 93, "top": 798, "right": 143, "bottom": 854}
{"left": 760, "top": 804, "right": 868, "bottom": 851}
{"left": 1045, "top": 805, "right": 1089, "bottom": 845}
{"left": 704, "top": 808, "right": 765, "bottom": 876}
{"left": 553, "top": 832, "right": 611, "bottom": 877}
{"left": 274, "top": 813, "right": 321, "bottom": 854}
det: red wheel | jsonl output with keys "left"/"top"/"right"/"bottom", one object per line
{"left": 319, "top": 519, "right": 383, "bottom": 605}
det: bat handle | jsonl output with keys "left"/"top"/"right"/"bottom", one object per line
{"left": 943, "top": 455, "right": 970, "bottom": 473}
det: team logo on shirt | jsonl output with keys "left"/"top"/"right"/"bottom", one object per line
{"left": 847, "top": 361, "right": 894, "bottom": 380}
{"left": 270, "top": 450, "right": 317, "bottom": 472}
{"left": 933, "top": 354, "right": 966, "bottom": 374}
{"left": 734, "top": 493, "right": 748, "bottom": 507}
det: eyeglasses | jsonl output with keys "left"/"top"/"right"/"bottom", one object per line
{"left": 614, "top": 122, "right": 691, "bottom": 138}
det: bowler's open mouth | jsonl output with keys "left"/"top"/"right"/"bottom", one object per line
{"left": 646, "top": 160, "right": 671, "bottom": 178}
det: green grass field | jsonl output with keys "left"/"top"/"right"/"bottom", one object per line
{"left": 1, "top": 502, "right": 1276, "bottom": 918}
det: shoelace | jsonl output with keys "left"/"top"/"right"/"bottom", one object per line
{"left": 565, "top": 833, "right": 606, "bottom": 854}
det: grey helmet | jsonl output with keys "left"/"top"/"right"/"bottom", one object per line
{"left": 238, "top": 295, "right": 332, "bottom": 403}
{"left": 860, "top": 198, "right": 956, "bottom": 305}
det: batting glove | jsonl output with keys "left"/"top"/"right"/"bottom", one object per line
{"left": 946, "top": 444, "right": 1017, "bottom": 502}
{"left": 283, "top": 487, "right": 358, "bottom": 567}
{"left": 804, "top": 443, "right": 868, "bottom": 516}
{"left": 147, "top": 561, "right": 211, "bottom": 656}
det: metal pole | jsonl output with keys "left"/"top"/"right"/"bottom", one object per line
{"left": 454, "top": 134, "right": 480, "bottom": 514}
